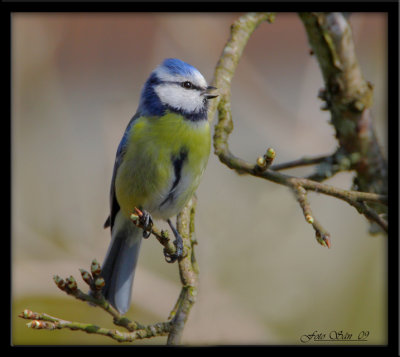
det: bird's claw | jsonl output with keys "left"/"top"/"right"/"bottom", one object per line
{"left": 163, "top": 237, "right": 183, "bottom": 263}
{"left": 164, "top": 219, "right": 184, "bottom": 263}
{"left": 135, "top": 208, "right": 153, "bottom": 239}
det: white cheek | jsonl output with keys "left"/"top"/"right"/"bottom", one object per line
{"left": 155, "top": 86, "right": 204, "bottom": 113}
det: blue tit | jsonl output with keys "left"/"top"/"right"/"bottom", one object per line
{"left": 101, "top": 58, "right": 218, "bottom": 314}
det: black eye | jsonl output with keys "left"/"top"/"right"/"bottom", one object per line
{"left": 182, "top": 81, "right": 193, "bottom": 89}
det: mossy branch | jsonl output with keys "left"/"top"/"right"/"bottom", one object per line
{"left": 19, "top": 199, "right": 199, "bottom": 344}
{"left": 209, "top": 12, "right": 387, "bottom": 246}
{"left": 298, "top": 12, "right": 388, "bottom": 224}
{"left": 19, "top": 309, "right": 171, "bottom": 342}
{"left": 167, "top": 196, "right": 199, "bottom": 345}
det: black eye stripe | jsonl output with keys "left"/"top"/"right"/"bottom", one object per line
{"left": 180, "top": 81, "right": 202, "bottom": 91}
{"left": 183, "top": 82, "right": 202, "bottom": 91}
{"left": 160, "top": 80, "right": 203, "bottom": 91}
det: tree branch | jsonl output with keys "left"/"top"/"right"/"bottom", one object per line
{"left": 271, "top": 153, "right": 330, "bottom": 171}
{"left": 167, "top": 196, "right": 199, "bottom": 345}
{"left": 19, "top": 309, "right": 171, "bottom": 343}
{"left": 271, "top": 147, "right": 363, "bottom": 183}
{"left": 209, "top": 12, "right": 388, "bottom": 246}
{"left": 298, "top": 12, "right": 388, "bottom": 218}
{"left": 19, "top": 197, "right": 200, "bottom": 344}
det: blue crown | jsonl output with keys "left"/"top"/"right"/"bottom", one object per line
{"left": 160, "top": 58, "right": 199, "bottom": 77}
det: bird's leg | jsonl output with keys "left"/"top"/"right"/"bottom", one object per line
{"left": 165, "top": 219, "right": 183, "bottom": 263}
{"left": 135, "top": 208, "right": 153, "bottom": 238}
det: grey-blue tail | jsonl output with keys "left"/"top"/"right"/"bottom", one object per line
{"left": 101, "top": 220, "right": 142, "bottom": 314}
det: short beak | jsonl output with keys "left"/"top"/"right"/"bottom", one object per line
{"left": 203, "top": 85, "right": 218, "bottom": 99}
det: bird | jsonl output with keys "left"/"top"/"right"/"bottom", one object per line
{"left": 100, "top": 58, "right": 218, "bottom": 314}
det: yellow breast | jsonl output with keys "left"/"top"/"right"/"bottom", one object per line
{"left": 115, "top": 112, "right": 211, "bottom": 219}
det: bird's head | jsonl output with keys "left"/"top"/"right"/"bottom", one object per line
{"left": 138, "top": 58, "right": 218, "bottom": 121}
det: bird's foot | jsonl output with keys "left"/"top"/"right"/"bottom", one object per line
{"left": 164, "top": 219, "right": 184, "bottom": 263}
{"left": 132, "top": 207, "right": 153, "bottom": 238}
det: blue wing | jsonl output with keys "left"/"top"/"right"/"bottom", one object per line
{"left": 104, "top": 112, "right": 141, "bottom": 230}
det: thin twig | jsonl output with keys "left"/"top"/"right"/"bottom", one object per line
{"left": 19, "top": 309, "right": 171, "bottom": 343}
{"left": 209, "top": 12, "right": 388, "bottom": 245}
{"left": 292, "top": 184, "right": 331, "bottom": 247}
{"left": 271, "top": 154, "right": 330, "bottom": 171}
{"left": 53, "top": 264, "right": 145, "bottom": 332}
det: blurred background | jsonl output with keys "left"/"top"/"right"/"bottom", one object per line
{"left": 12, "top": 13, "right": 387, "bottom": 345}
